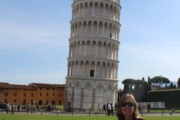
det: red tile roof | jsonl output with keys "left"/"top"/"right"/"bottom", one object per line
{"left": 0, "top": 82, "right": 65, "bottom": 89}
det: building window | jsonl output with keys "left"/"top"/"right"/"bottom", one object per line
{"left": 14, "top": 93, "right": 17, "bottom": 97}
{"left": 110, "top": 33, "right": 112, "bottom": 38}
{"left": 31, "top": 99, "right": 33, "bottom": 105}
{"left": 90, "top": 70, "right": 94, "bottom": 77}
{"left": 40, "top": 93, "right": 42, "bottom": 96}
{"left": 59, "top": 100, "right": 62, "bottom": 105}
{"left": 24, "top": 89, "right": 26, "bottom": 91}
{"left": 31, "top": 93, "right": 34, "bottom": 97}
{"left": 4, "top": 99, "right": 7, "bottom": 103}
{"left": 5, "top": 92, "right": 8, "bottom": 96}
{"left": 14, "top": 99, "right": 16, "bottom": 103}
{"left": 59, "top": 88, "right": 62, "bottom": 91}
{"left": 40, "top": 87, "right": 42, "bottom": 90}
{"left": 46, "top": 100, "right": 49, "bottom": 105}
{"left": 47, "top": 88, "right": 49, "bottom": 90}
{"left": 47, "top": 93, "right": 48, "bottom": 96}
{"left": 23, "top": 93, "right": 26, "bottom": 97}
{"left": 23, "top": 99, "right": 26, "bottom": 105}
{"left": 53, "top": 88, "right": 55, "bottom": 91}
{"left": 59, "top": 94, "right": 61, "bottom": 97}
{"left": 53, "top": 93, "right": 55, "bottom": 96}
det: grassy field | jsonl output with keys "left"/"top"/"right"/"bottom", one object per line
{"left": 0, "top": 114, "right": 180, "bottom": 120}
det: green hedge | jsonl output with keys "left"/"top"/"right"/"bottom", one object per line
{"left": 148, "top": 89, "right": 180, "bottom": 108}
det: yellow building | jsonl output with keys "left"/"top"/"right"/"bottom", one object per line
{"left": 0, "top": 82, "right": 65, "bottom": 105}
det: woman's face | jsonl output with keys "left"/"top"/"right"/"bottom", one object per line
{"left": 121, "top": 96, "right": 135, "bottom": 117}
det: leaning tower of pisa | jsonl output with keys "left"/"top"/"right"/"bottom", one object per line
{"left": 65, "top": 0, "right": 121, "bottom": 110}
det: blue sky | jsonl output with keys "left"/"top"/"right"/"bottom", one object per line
{"left": 0, "top": 0, "right": 180, "bottom": 89}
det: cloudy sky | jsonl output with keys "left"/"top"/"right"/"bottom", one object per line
{"left": 0, "top": 0, "right": 180, "bottom": 89}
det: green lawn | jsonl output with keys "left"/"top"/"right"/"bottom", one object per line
{"left": 0, "top": 114, "right": 180, "bottom": 120}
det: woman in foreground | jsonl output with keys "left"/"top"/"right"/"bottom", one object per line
{"left": 116, "top": 94, "right": 145, "bottom": 120}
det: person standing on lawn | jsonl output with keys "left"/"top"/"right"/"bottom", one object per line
{"left": 147, "top": 103, "right": 150, "bottom": 113}
{"left": 116, "top": 94, "right": 145, "bottom": 120}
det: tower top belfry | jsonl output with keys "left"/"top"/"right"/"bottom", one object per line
{"left": 65, "top": 0, "right": 121, "bottom": 110}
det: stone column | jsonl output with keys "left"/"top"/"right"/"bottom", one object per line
{"left": 92, "top": 2, "right": 94, "bottom": 16}
{"left": 103, "top": 89, "right": 107, "bottom": 103}
{"left": 103, "top": 3, "right": 105, "bottom": 18}
{"left": 81, "top": 23, "right": 84, "bottom": 37}
{"left": 70, "top": 26, "right": 73, "bottom": 38}
{"left": 116, "top": 47, "right": 119, "bottom": 60}
{"left": 73, "top": 63, "right": 76, "bottom": 76}
{"left": 77, "top": 23, "right": 79, "bottom": 37}
{"left": 107, "top": 25, "right": 109, "bottom": 38}
{"left": 117, "top": 28, "right": 120, "bottom": 40}
{"left": 110, "top": 45, "right": 112, "bottom": 59}
{"left": 80, "top": 88, "right": 84, "bottom": 109}
{"left": 112, "top": 89, "right": 115, "bottom": 105}
{"left": 83, "top": 62, "right": 85, "bottom": 77}
{"left": 100, "top": 63, "right": 102, "bottom": 77}
{"left": 69, "top": 45, "right": 71, "bottom": 57}
{"left": 92, "top": 89, "right": 96, "bottom": 110}
{"left": 78, "top": 62, "right": 80, "bottom": 77}
{"left": 94, "top": 62, "right": 97, "bottom": 77}
{"left": 116, "top": 66, "right": 118, "bottom": 79}
{"left": 88, "top": 62, "right": 91, "bottom": 77}
{"left": 86, "top": 22, "right": 89, "bottom": 37}
{"left": 106, "top": 44, "right": 108, "bottom": 58}
{"left": 109, "top": 66, "right": 111, "bottom": 78}
{"left": 78, "top": 4, "right": 80, "bottom": 18}
{"left": 95, "top": 43, "right": 98, "bottom": 57}
{"left": 101, "top": 44, "right": 103, "bottom": 57}
{"left": 112, "top": 66, "right": 114, "bottom": 79}
{"left": 67, "top": 65, "right": 70, "bottom": 76}
{"left": 90, "top": 42, "right": 92, "bottom": 56}
{"left": 82, "top": 3, "right": 85, "bottom": 17}
{"left": 102, "top": 23, "right": 105, "bottom": 37}
{"left": 85, "top": 41, "right": 87, "bottom": 56}
{"left": 79, "top": 42, "right": 82, "bottom": 56}
{"left": 70, "top": 65, "right": 73, "bottom": 76}
{"left": 91, "top": 22, "right": 94, "bottom": 36}
{"left": 72, "top": 87, "right": 74, "bottom": 108}
{"left": 97, "top": 22, "right": 99, "bottom": 37}
{"left": 105, "top": 63, "right": 107, "bottom": 78}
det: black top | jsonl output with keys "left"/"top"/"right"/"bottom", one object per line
{"left": 135, "top": 118, "right": 145, "bottom": 120}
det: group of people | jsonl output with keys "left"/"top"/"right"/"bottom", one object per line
{"left": 5, "top": 103, "right": 16, "bottom": 114}
{"left": 4, "top": 103, "right": 36, "bottom": 114}
{"left": 97, "top": 103, "right": 114, "bottom": 115}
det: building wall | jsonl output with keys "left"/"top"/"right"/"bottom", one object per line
{"left": 0, "top": 83, "right": 65, "bottom": 106}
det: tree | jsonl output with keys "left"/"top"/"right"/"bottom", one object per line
{"left": 170, "top": 82, "right": 173, "bottom": 88}
{"left": 150, "top": 76, "right": 170, "bottom": 88}
{"left": 148, "top": 76, "right": 151, "bottom": 83}
{"left": 122, "top": 78, "right": 136, "bottom": 94}
{"left": 122, "top": 79, "right": 136, "bottom": 86}
{"left": 134, "top": 80, "right": 142, "bottom": 102}
{"left": 178, "top": 78, "right": 180, "bottom": 88}
{"left": 117, "top": 89, "right": 123, "bottom": 102}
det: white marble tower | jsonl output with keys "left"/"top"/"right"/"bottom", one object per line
{"left": 65, "top": 0, "right": 121, "bottom": 110}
